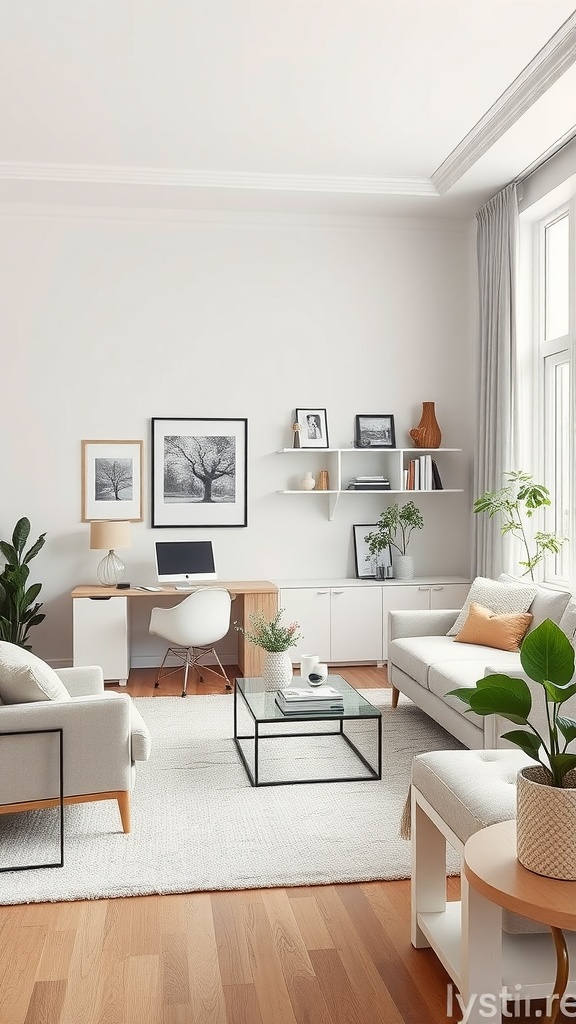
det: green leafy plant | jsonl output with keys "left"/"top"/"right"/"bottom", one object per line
{"left": 0, "top": 517, "right": 47, "bottom": 649}
{"left": 473, "top": 470, "right": 565, "bottom": 581}
{"left": 448, "top": 618, "right": 576, "bottom": 787}
{"left": 235, "top": 609, "right": 302, "bottom": 652}
{"left": 364, "top": 501, "right": 424, "bottom": 558}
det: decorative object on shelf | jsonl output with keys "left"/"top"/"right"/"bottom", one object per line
{"left": 81, "top": 439, "right": 143, "bottom": 523}
{"left": 151, "top": 417, "right": 248, "bottom": 528}
{"left": 317, "top": 470, "right": 330, "bottom": 490}
{"left": 292, "top": 422, "right": 302, "bottom": 449}
{"left": 363, "top": 502, "right": 424, "bottom": 582}
{"left": 301, "top": 472, "right": 316, "bottom": 490}
{"left": 352, "top": 524, "right": 393, "bottom": 579}
{"left": 409, "top": 402, "right": 442, "bottom": 449}
{"left": 354, "top": 414, "right": 396, "bottom": 449}
{"left": 235, "top": 608, "right": 302, "bottom": 690}
{"left": 300, "top": 654, "right": 320, "bottom": 682}
{"left": 89, "top": 520, "right": 132, "bottom": 587}
{"left": 294, "top": 408, "right": 329, "bottom": 449}
{"left": 473, "top": 470, "right": 566, "bottom": 581}
{"left": 448, "top": 618, "right": 576, "bottom": 880}
{"left": 0, "top": 517, "right": 46, "bottom": 649}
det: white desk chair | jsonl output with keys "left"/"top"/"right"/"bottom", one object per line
{"left": 149, "top": 588, "right": 232, "bottom": 697}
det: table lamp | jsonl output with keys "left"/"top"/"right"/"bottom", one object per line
{"left": 89, "top": 520, "right": 132, "bottom": 587}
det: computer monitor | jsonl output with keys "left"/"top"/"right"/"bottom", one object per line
{"left": 154, "top": 540, "right": 217, "bottom": 584}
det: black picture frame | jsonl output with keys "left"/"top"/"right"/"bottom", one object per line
{"left": 353, "top": 524, "right": 393, "bottom": 580}
{"left": 295, "top": 408, "right": 329, "bottom": 449}
{"left": 151, "top": 417, "right": 248, "bottom": 528}
{"left": 354, "top": 414, "right": 396, "bottom": 449}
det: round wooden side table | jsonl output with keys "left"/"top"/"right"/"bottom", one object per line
{"left": 464, "top": 819, "right": 576, "bottom": 1024}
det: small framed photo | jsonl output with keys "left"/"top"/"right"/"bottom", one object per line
{"left": 295, "top": 408, "right": 329, "bottom": 449}
{"left": 353, "top": 524, "right": 393, "bottom": 580}
{"left": 151, "top": 417, "right": 248, "bottom": 528}
{"left": 355, "top": 414, "right": 396, "bottom": 449}
{"left": 82, "top": 440, "right": 143, "bottom": 522}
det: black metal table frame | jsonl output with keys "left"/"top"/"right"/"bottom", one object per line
{"left": 234, "top": 683, "right": 382, "bottom": 788}
{"left": 0, "top": 727, "right": 64, "bottom": 871}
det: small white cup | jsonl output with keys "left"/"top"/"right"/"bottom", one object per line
{"left": 300, "top": 654, "right": 320, "bottom": 682}
{"left": 307, "top": 662, "right": 328, "bottom": 686}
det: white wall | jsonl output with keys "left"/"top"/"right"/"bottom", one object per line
{"left": 0, "top": 204, "right": 475, "bottom": 665}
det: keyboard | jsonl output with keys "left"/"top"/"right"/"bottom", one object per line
{"left": 174, "top": 585, "right": 199, "bottom": 592}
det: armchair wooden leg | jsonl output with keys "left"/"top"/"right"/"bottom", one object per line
{"left": 391, "top": 686, "right": 400, "bottom": 709}
{"left": 116, "top": 791, "right": 131, "bottom": 833}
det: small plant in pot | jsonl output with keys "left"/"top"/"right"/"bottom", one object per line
{"left": 448, "top": 618, "right": 576, "bottom": 879}
{"left": 364, "top": 501, "right": 424, "bottom": 580}
{"left": 473, "top": 470, "right": 565, "bottom": 580}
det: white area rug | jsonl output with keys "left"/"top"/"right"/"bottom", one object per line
{"left": 0, "top": 690, "right": 463, "bottom": 904}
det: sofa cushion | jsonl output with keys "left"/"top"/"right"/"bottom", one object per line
{"left": 498, "top": 573, "right": 572, "bottom": 632}
{"left": 559, "top": 599, "right": 576, "bottom": 641}
{"left": 428, "top": 653, "right": 522, "bottom": 728}
{"left": 0, "top": 641, "right": 70, "bottom": 704}
{"left": 454, "top": 602, "right": 532, "bottom": 652}
{"left": 388, "top": 633, "right": 519, "bottom": 691}
{"left": 447, "top": 576, "right": 537, "bottom": 636}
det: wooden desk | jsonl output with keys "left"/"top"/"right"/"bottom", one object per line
{"left": 464, "top": 819, "right": 576, "bottom": 1024}
{"left": 71, "top": 582, "right": 279, "bottom": 684}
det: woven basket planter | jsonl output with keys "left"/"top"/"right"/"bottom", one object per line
{"left": 517, "top": 765, "right": 576, "bottom": 880}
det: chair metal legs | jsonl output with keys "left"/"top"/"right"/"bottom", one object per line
{"left": 154, "top": 645, "right": 232, "bottom": 696}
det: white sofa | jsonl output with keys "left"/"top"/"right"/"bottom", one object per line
{"left": 0, "top": 663, "right": 151, "bottom": 832}
{"left": 387, "top": 575, "right": 576, "bottom": 749}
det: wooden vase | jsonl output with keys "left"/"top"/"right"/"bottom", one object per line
{"left": 409, "top": 402, "right": 442, "bottom": 449}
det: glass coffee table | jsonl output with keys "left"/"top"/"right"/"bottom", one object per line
{"left": 234, "top": 674, "right": 382, "bottom": 787}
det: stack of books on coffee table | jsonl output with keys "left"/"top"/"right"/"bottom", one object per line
{"left": 275, "top": 685, "right": 344, "bottom": 714}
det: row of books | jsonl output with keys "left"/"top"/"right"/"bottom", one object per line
{"left": 404, "top": 456, "right": 443, "bottom": 491}
{"left": 275, "top": 685, "right": 344, "bottom": 714}
{"left": 347, "top": 475, "right": 391, "bottom": 491}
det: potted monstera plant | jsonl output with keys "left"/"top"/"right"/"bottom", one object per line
{"left": 448, "top": 618, "right": 576, "bottom": 879}
{"left": 0, "top": 517, "right": 46, "bottom": 649}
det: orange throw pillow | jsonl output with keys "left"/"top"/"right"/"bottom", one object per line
{"left": 454, "top": 601, "right": 533, "bottom": 652}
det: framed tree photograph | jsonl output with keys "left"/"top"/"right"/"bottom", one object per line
{"left": 151, "top": 417, "right": 248, "bottom": 528}
{"left": 295, "top": 408, "right": 329, "bottom": 449}
{"left": 355, "top": 414, "right": 396, "bottom": 449}
{"left": 353, "top": 524, "right": 393, "bottom": 579}
{"left": 81, "top": 440, "right": 143, "bottom": 522}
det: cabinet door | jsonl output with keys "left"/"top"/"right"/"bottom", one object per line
{"left": 381, "top": 585, "right": 431, "bottom": 660}
{"left": 73, "top": 597, "right": 129, "bottom": 682}
{"left": 279, "top": 588, "right": 331, "bottom": 664}
{"left": 330, "top": 587, "right": 383, "bottom": 663}
{"left": 428, "top": 583, "right": 470, "bottom": 610}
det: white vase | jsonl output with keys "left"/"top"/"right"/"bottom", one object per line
{"left": 262, "top": 650, "right": 293, "bottom": 690}
{"left": 301, "top": 472, "right": 316, "bottom": 490}
{"left": 393, "top": 554, "right": 414, "bottom": 580}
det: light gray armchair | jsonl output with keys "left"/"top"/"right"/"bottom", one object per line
{"left": 0, "top": 665, "right": 151, "bottom": 833}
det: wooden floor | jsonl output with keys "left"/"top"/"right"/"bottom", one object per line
{"left": 0, "top": 665, "right": 492, "bottom": 1024}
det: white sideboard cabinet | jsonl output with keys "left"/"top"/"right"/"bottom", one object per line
{"left": 277, "top": 577, "right": 470, "bottom": 665}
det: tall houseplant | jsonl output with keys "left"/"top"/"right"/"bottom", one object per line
{"left": 448, "top": 618, "right": 576, "bottom": 878}
{"left": 0, "top": 517, "right": 47, "bottom": 649}
{"left": 365, "top": 501, "right": 424, "bottom": 580}
{"left": 473, "top": 470, "right": 565, "bottom": 580}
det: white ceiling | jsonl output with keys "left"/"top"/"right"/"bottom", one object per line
{"left": 1, "top": 0, "right": 575, "bottom": 218}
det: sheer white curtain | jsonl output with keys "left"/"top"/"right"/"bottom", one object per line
{"left": 473, "top": 183, "right": 519, "bottom": 578}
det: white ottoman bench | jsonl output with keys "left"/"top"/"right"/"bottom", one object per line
{"left": 410, "top": 748, "right": 576, "bottom": 1013}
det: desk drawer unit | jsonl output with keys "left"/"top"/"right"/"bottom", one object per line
{"left": 73, "top": 597, "right": 129, "bottom": 684}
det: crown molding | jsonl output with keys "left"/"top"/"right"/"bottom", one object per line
{"left": 431, "top": 11, "right": 576, "bottom": 195}
{"left": 0, "top": 162, "right": 439, "bottom": 197}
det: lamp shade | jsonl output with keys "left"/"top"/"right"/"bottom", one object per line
{"left": 89, "top": 520, "right": 132, "bottom": 551}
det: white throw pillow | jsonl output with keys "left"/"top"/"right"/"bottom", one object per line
{"left": 0, "top": 641, "right": 70, "bottom": 704}
{"left": 446, "top": 577, "right": 538, "bottom": 637}
{"left": 498, "top": 573, "right": 572, "bottom": 632}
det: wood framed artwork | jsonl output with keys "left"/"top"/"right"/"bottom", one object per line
{"left": 295, "top": 408, "right": 329, "bottom": 449}
{"left": 354, "top": 414, "right": 396, "bottom": 449}
{"left": 151, "top": 417, "right": 248, "bottom": 528}
{"left": 81, "top": 440, "right": 143, "bottom": 522}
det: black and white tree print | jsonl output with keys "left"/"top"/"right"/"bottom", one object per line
{"left": 163, "top": 435, "right": 236, "bottom": 504}
{"left": 94, "top": 458, "right": 134, "bottom": 501}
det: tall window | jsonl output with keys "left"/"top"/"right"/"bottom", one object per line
{"left": 526, "top": 199, "right": 574, "bottom": 585}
